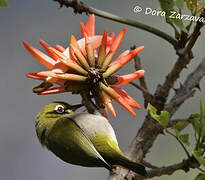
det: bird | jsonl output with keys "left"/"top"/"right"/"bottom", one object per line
{"left": 35, "top": 102, "right": 147, "bottom": 176}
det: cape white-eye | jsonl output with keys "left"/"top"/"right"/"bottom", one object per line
{"left": 35, "top": 102, "right": 147, "bottom": 176}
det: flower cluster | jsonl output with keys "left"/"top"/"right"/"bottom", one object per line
{"left": 24, "top": 15, "right": 145, "bottom": 117}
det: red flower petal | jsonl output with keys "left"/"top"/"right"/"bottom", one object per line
{"left": 85, "top": 36, "right": 95, "bottom": 67}
{"left": 55, "top": 73, "right": 87, "bottom": 82}
{"left": 111, "top": 86, "right": 141, "bottom": 109}
{"left": 103, "top": 46, "right": 144, "bottom": 78}
{"left": 114, "top": 70, "right": 145, "bottom": 85}
{"left": 64, "top": 35, "right": 113, "bottom": 57}
{"left": 109, "top": 32, "right": 115, "bottom": 44}
{"left": 106, "top": 102, "right": 116, "bottom": 117}
{"left": 48, "top": 47, "right": 68, "bottom": 61}
{"left": 55, "top": 45, "right": 65, "bottom": 53}
{"left": 37, "top": 71, "right": 58, "bottom": 77}
{"left": 26, "top": 73, "right": 46, "bottom": 80}
{"left": 102, "top": 91, "right": 116, "bottom": 117}
{"left": 23, "top": 41, "right": 56, "bottom": 69}
{"left": 26, "top": 72, "right": 66, "bottom": 86}
{"left": 39, "top": 40, "right": 58, "bottom": 61}
{"left": 70, "top": 35, "right": 86, "bottom": 57}
{"left": 97, "top": 28, "right": 107, "bottom": 67}
{"left": 70, "top": 44, "right": 90, "bottom": 70}
{"left": 69, "top": 46, "right": 78, "bottom": 62}
{"left": 109, "top": 50, "right": 130, "bottom": 66}
{"left": 86, "top": 14, "right": 95, "bottom": 36}
{"left": 52, "top": 61, "right": 71, "bottom": 73}
{"left": 102, "top": 51, "right": 115, "bottom": 70}
{"left": 111, "top": 46, "right": 144, "bottom": 66}
{"left": 80, "top": 22, "right": 88, "bottom": 38}
{"left": 39, "top": 70, "right": 87, "bottom": 82}
{"left": 101, "top": 29, "right": 127, "bottom": 69}
{"left": 39, "top": 86, "right": 66, "bottom": 95}
{"left": 100, "top": 82, "right": 136, "bottom": 117}
{"left": 110, "top": 28, "right": 126, "bottom": 52}
{"left": 53, "top": 56, "right": 88, "bottom": 75}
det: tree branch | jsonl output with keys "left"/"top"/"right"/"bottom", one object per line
{"left": 134, "top": 157, "right": 200, "bottom": 180}
{"left": 141, "top": 160, "right": 158, "bottom": 169}
{"left": 110, "top": 52, "right": 205, "bottom": 180}
{"left": 166, "top": 57, "right": 205, "bottom": 115}
{"left": 154, "top": 9, "right": 205, "bottom": 111}
{"left": 116, "top": 57, "right": 205, "bottom": 180}
{"left": 129, "top": 82, "right": 153, "bottom": 101}
{"left": 180, "top": 9, "right": 205, "bottom": 57}
{"left": 53, "top": 0, "right": 178, "bottom": 48}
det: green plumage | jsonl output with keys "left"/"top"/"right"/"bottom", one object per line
{"left": 35, "top": 102, "right": 147, "bottom": 176}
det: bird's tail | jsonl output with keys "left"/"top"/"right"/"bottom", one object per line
{"left": 117, "top": 157, "right": 147, "bottom": 176}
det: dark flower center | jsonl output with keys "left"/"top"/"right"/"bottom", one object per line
{"left": 87, "top": 67, "right": 105, "bottom": 85}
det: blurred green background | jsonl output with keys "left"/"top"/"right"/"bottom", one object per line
{"left": 0, "top": 0, "right": 204, "bottom": 179}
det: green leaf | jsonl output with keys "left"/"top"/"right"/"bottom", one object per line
{"left": 195, "top": 173, "right": 205, "bottom": 180}
{"left": 172, "top": 121, "right": 189, "bottom": 133}
{"left": 0, "top": 0, "right": 8, "bottom": 7}
{"left": 173, "top": 18, "right": 188, "bottom": 33}
{"left": 193, "top": 150, "right": 205, "bottom": 167}
{"left": 158, "top": 0, "right": 187, "bottom": 32}
{"left": 176, "top": 0, "right": 185, "bottom": 9}
{"left": 160, "top": 111, "right": 170, "bottom": 128}
{"left": 178, "top": 134, "right": 190, "bottom": 146}
{"left": 190, "top": 113, "right": 201, "bottom": 135}
{"left": 200, "top": 101, "right": 205, "bottom": 122}
{"left": 158, "top": 0, "right": 175, "bottom": 10}
{"left": 147, "top": 103, "right": 170, "bottom": 128}
{"left": 200, "top": 101, "right": 205, "bottom": 120}
{"left": 200, "top": 101, "right": 205, "bottom": 137}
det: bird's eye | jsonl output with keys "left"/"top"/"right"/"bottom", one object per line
{"left": 54, "top": 105, "right": 65, "bottom": 114}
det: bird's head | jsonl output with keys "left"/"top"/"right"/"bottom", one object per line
{"left": 35, "top": 102, "right": 82, "bottom": 146}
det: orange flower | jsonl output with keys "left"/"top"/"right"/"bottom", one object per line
{"left": 24, "top": 15, "right": 145, "bottom": 117}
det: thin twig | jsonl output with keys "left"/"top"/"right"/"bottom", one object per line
{"left": 166, "top": 129, "right": 191, "bottom": 158}
{"left": 131, "top": 46, "right": 148, "bottom": 91}
{"left": 53, "top": 0, "right": 178, "bottom": 48}
{"left": 197, "top": 167, "right": 205, "bottom": 173}
{"left": 129, "top": 82, "right": 151, "bottom": 97}
{"left": 130, "top": 45, "right": 151, "bottom": 107}
{"left": 129, "top": 82, "right": 153, "bottom": 109}
{"left": 80, "top": 90, "right": 97, "bottom": 114}
{"left": 168, "top": 118, "right": 191, "bottom": 128}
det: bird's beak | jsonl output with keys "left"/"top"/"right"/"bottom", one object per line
{"left": 66, "top": 109, "right": 74, "bottom": 114}
{"left": 66, "top": 104, "right": 83, "bottom": 113}
{"left": 70, "top": 104, "right": 83, "bottom": 111}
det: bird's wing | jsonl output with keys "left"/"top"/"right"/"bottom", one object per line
{"left": 65, "top": 113, "right": 118, "bottom": 145}
{"left": 64, "top": 113, "right": 124, "bottom": 161}
{"left": 48, "top": 117, "right": 111, "bottom": 169}
{"left": 70, "top": 117, "right": 111, "bottom": 169}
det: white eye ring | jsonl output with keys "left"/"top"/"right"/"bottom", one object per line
{"left": 54, "top": 105, "right": 65, "bottom": 114}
